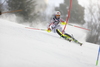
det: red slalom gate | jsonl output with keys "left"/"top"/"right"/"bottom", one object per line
{"left": 62, "top": 0, "right": 72, "bottom": 33}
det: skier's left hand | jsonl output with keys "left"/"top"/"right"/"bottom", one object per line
{"left": 60, "top": 22, "right": 67, "bottom": 25}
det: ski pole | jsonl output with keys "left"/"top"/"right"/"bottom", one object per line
{"left": 68, "top": 23, "right": 90, "bottom": 31}
{"left": 1, "top": 9, "right": 22, "bottom": 14}
{"left": 96, "top": 45, "right": 100, "bottom": 66}
{"left": 25, "top": 27, "right": 47, "bottom": 31}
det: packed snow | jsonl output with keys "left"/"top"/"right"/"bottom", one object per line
{"left": 0, "top": 18, "right": 99, "bottom": 67}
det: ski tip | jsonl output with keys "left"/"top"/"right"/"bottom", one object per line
{"left": 80, "top": 43, "right": 83, "bottom": 46}
{"left": 69, "top": 39, "right": 72, "bottom": 42}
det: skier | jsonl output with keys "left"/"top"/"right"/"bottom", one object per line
{"left": 47, "top": 11, "right": 71, "bottom": 40}
{"left": 47, "top": 11, "right": 66, "bottom": 33}
{"left": 47, "top": 11, "right": 82, "bottom": 45}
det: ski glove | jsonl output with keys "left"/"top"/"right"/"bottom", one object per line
{"left": 60, "top": 22, "right": 67, "bottom": 25}
{"left": 47, "top": 28, "right": 51, "bottom": 32}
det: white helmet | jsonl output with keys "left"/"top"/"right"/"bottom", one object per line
{"left": 55, "top": 11, "right": 61, "bottom": 16}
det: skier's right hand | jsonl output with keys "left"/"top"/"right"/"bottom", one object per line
{"left": 47, "top": 28, "right": 51, "bottom": 32}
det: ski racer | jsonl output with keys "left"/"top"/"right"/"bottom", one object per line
{"left": 47, "top": 11, "right": 82, "bottom": 45}
{"left": 47, "top": 11, "right": 71, "bottom": 40}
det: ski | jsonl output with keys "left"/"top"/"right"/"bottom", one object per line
{"left": 56, "top": 29, "right": 83, "bottom": 46}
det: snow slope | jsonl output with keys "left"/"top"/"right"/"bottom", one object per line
{"left": 0, "top": 19, "right": 99, "bottom": 67}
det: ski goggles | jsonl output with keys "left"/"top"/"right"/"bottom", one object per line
{"left": 56, "top": 15, "right": 60, "bottom": 16}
